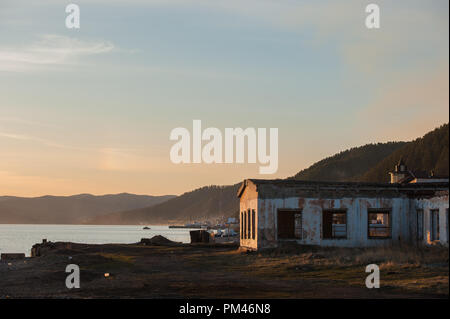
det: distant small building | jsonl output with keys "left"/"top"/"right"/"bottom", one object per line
{"left": 389, "top": 158, "right": 409, "bottom": 183}
{"left": 238, "top": 162, "right": 449, "bottom": 251}
{"left": 389, "top": 158, "right": 449, "bottom": 184}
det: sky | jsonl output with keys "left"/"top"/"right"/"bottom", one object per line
{"left": 0, "top": 0, "right": 448, "bottom": 197}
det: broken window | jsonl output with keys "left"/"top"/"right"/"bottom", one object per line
{"left": 247, "top": 209, "right": 252, "bottom": 239}
{"left": 416, "top": 209, "right": 424, "bottom": 241}
{"left": 251, "top": 209, "right": 256, "bottom": 240}
{"left": 294, "top": 213, "right": 302, "bottom": 239}
{"left": 242, "top": 211, "right": 244, "bottom": 239}
{"left": 242, "top": 211, "right": 248, "bottom": 240}
{"left": 447, "top": 209, "right": 449, "bottom": 243}
{"left": 323, "top": 210, "right": 347, "bottom": 239}
{"left": 240, "top": 211, "right": 244, "bottom": 240}
{"left": 368, "top": 210, "right": 391, "bottom": 238}
{"left": 244, "top": 211, "right": 249, "bottom": 239}
{"left": 431, "top": 209, "right": 440, "bottom": 241}
{"left": 277, "top": 210, "right": 302, "bottom": 239}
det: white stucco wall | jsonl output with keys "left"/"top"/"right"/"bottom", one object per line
{"left": 239, "top": 183, "right": 259, "bottom": 250}
{"left": 240, "top": 194, "right": 449, "bottom": 250}
{"left": 415, "top": 194, "right": 449, "bottom": 245}
{"left": 255, "top": 196, "right": 414, "bottom": 248}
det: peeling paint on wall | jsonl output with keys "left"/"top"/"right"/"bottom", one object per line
{"left": 238, "top": 179, "right": 449, "bottom": 250}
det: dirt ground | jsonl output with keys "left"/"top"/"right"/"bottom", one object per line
{"left": 0, "top": 241, "right": 448, "bottom": 299}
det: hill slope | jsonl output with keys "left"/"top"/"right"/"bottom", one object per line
{"left": 359, "top": 124, "right": 449, "bottom": 182}
{"left": 0, "top": 193, "right": 175, "bottom": 224}
{"left": 89, "top": 185, "right": 240, "bottom": 225}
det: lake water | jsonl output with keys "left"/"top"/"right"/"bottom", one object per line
{"left": 0, "top": 224, "right": 194, "bottom": 256}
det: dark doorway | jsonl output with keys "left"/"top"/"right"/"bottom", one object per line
{"left": 277, "top": 210, "right": 302, "bottom": 239}
{"left": 322, "top": 211, "right": 333, "bottom": 239}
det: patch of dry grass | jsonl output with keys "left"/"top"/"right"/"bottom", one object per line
{"left": 97, "top": 253, "right": 135, "bottom": 264}
{"left": 255, "top": 244, "right": 448, "bottom": 267}
{"left": 233, "top": 244, "right": 449, "bottom": 295}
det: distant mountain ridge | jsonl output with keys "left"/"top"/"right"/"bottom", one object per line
{"left": 88, "top": 185, "right": 240, "bottom": 225}
{"left": 0, "top": 193, "right": 175, "bottom": 224}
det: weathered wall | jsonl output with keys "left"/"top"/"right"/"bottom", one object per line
{"left": 257, "top": 196, "right": 419, "bottom": 248}
{"left": 238, "top": 180, "right": 449, "bottom": 250}
{"left": 239, "top": 182, "right": 258, "bottom": 250}
{"left": 415, "top": 194, "right": 449, "bottom": 245}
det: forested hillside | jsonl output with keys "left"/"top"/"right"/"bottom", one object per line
{"left": 359, "top": 124, "right": 449, "bottom": 182}
{"left": 290, "top": 142, "right": 406, "bottom": 181}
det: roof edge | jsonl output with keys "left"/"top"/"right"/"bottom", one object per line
{"left": 240, "top": 178, "right": 449, "bottom": 190}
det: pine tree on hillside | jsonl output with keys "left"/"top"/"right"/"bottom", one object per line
{"left": 359, "top": 123, "right": 449, "bottom": 182}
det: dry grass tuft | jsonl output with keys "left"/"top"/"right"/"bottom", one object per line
{"left": 256, "top": 244, "right": 449, "bottom": 267}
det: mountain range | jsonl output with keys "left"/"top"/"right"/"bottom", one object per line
{"left": 87, "top": 185, "right": 240, "bottom": 225}
{"left": 0, "top": 193, "right": 175, "bottom": 224}
{"left": 1, "top": 123, "right": 448, "bottom": 224}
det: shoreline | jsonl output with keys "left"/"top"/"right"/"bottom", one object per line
{"left": 0, "top": 224, "right": 195, "bottom": 257}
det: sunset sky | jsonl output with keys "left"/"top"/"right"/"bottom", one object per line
{"left": 0, "top": 0, "right": 448, "bottom": 197}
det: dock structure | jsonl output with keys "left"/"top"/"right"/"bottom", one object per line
{"left": 1, "top": 253, "right": 26, "bottom": 261}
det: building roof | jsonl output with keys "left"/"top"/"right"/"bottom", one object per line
{"left": 396, "top": 170, "right": 449, "bottom": 184}
{"left": 237, "top": 178, "right": 449, "bottom": 199}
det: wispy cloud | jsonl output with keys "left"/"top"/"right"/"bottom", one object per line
{"left": 0, "top": 131, "right": 71, "bottom": 149}
{"left": 0, "top": 130, "right": 161, "bottom": 172}
{"left": 0, "top": 34, "right": 114, "bottom": 72}
{"left": 97, "top": 147, "right": 167, "bottom": 172}
{"left": 0, "top": 116, "right": 56, "bottom": 128}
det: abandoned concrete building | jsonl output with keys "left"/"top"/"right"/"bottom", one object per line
{"left": 238, "top": 163, "right": 449, "bottom": 250}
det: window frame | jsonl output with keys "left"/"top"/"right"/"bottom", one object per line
{"left": 251, "top": 209, "right": 256, "bottom": 240}
{"left": 294, "top": 212, "right": 303, "bottom": 240}
{"left": 240, "top": 211, "right": 244, "bottom": 240}
{"left": 446, "top": 209, "right": 449, "bottom": 243}
{"left": 277, "top": 209, "right": 302, "bottom": 240}
{"left": 322, "top": 210, "right": 348, "bottom": 240}
{"left": 431, "top": 209, "right": 440, "bottom": 242}
{"left": 367, "top": 209, "right": 392, "bottom": 239}
{"left": 247, "top": 209, "right": 251, "bottom": 240}
{"left": 416, "top": 209, "right": 424, "bottom": 241}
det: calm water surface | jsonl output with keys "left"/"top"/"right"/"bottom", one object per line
{"left": 0, "top": 224, "right": 193, "bottom": 256}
